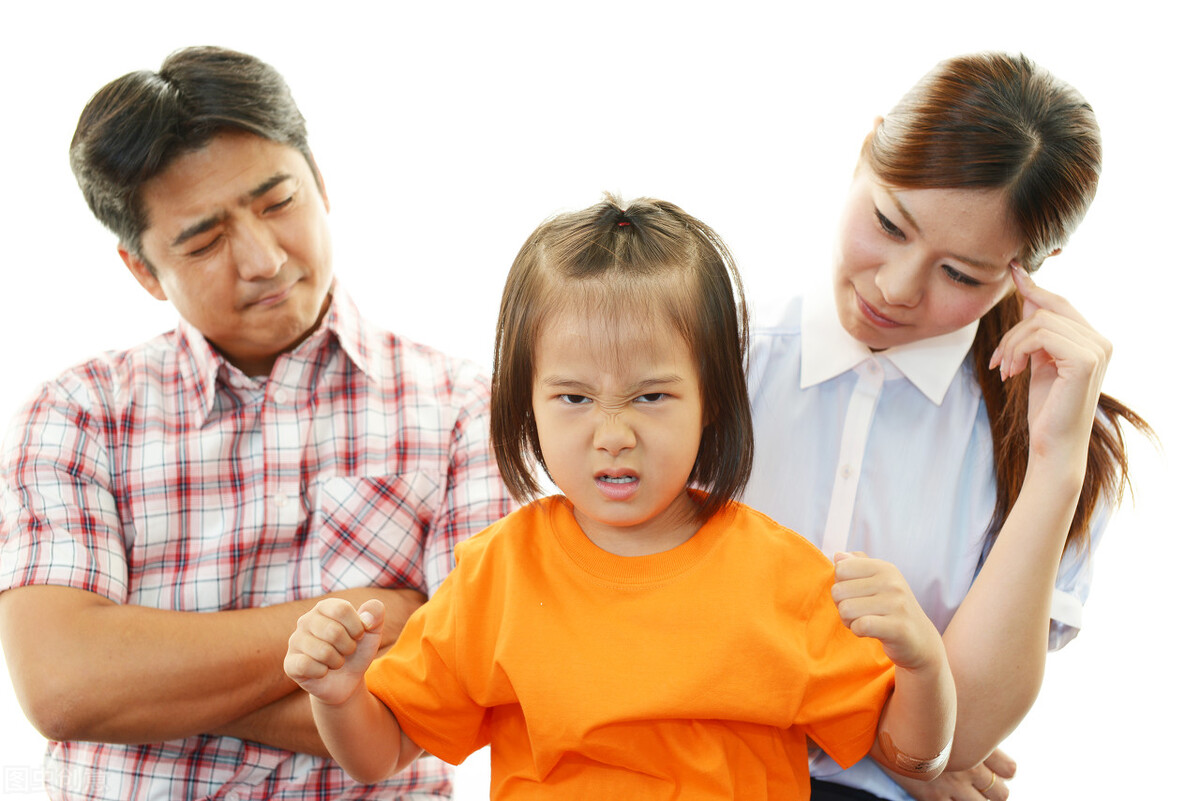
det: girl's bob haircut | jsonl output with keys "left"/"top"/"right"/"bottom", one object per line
{"left": 491, "top": 194, "right": 753, "bottom": 522}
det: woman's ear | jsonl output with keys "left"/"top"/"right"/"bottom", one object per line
{"left": 860, "top": 115, "right": 885, "bottom": 151}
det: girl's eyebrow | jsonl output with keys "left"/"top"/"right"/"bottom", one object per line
{"left": 540, "top": 376, "right": 597, "bottom": 392}
{"left": 539, "top": 375, "right": 684, "bottom": 394}
{"left": 882, "top": 186, "right": 1008, "bottom": 274}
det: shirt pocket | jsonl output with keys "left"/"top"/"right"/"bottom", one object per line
{"left": 314, "top": 471, "right": 441, "bottom": 593}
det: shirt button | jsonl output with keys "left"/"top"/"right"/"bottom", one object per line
{"left": 274, "top": 493, "right": 289, "bottom": 508}
{"left": 275, "top": 388, "right": 291, "bottom": 404}
{"left": 867, "top": 361, "right": 879, "bottom": 373}
{"left": 840, "top": 465, "right": 853, "bottom": 479}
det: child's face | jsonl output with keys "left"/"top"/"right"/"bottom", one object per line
{"left": 532, "top": 309, "right": 705, "bottom": 556}
{"left": 833, "top": 165, "right": 1022, "bottom": 350}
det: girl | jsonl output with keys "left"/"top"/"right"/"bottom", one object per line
{"left": 285, "top": 196, "right": 955, "bottom": 798}
{"left": 743, "top": 53, "right": 1153, "bottom": 801}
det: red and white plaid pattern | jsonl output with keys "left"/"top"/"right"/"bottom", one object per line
{"left": 0, "top": 285, "right": 512, "bottom": 800}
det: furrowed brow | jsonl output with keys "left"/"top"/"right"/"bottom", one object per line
{"left": 168, "top": 174, "right": 294, "bottom": 248}
{"left": 171, "top": 215, "right": 224, "bottom": 248}
{"left": 248, "top": 173, "right": 291, "bottom": 200}
{"left": 540, "top": 376, "right": 597, "bottom": 393}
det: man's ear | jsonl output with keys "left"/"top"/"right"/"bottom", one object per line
{"left": 118, "top": 246, "right": 169, "bottom": 301}
{"left": 309, "top": 151, "right": 331, "bottom": 213}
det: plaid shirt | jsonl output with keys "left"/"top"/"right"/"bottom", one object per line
{"left": 0, "top": 284, "right": 512, "bottom": 800}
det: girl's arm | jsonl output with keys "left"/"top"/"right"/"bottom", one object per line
{"left": 284, "top": 598, "right": 424, "bottom": 783}
{"left": 833, "top": 553, "right": 956, "bottom": 781}
{"left": 940, "top": 265, "right": 1111, "bottom": 769}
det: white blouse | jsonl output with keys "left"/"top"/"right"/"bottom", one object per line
{"left": 742, "top": 291, "right": 1102, "bottom": 800}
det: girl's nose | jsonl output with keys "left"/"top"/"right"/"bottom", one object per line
{"left": 593, "top": 412, "right": 636, "bottom": 455}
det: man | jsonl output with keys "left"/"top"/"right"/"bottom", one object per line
{"left": 0, "top": 46, "right": 510, "bottom": 799}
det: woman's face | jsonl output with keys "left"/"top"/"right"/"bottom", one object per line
{"left": 833, "top": 165, "right": 1024, "bottom": 350}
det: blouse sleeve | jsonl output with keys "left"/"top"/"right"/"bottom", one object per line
{"left": 1048, "top": 500, "right": 1110, "bottom": 651}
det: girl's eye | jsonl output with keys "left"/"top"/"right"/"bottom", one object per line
{"left": 941, "top": 265, "right": 983, "bottom": 287}
{"left": 635, "top": 393, "right": 667, "bottom": 403}
{"left": 559, "top": 394, "right": 590, "bottom": 405}
{"left": 874, "top": 208, "right": 904, "bottom": 239}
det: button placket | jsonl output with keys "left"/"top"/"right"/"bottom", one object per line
{"left": 821, "top": 359, "right": 884, "bottom": 557}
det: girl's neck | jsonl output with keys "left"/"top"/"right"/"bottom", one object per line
{"left": 572, "top": 491, "right": 701, "bottom": 557}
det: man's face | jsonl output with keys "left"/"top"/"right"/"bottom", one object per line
{"left": 121, "top": 130, "right": 334, "bottom": 376}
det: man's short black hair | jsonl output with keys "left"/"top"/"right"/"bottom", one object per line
{"left": 69, "top": 46, "right": 315, "bottom": 261}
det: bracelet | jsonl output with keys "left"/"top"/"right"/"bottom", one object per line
{"left": 876, "top": 731, "right": 951, "bottom": 778}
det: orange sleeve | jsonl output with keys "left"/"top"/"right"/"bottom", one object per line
{"left": 364, "top": 565, "right": 491, "bottom": 765}
{"left": 797, "top": 567, "right": 896, "bottom": 769}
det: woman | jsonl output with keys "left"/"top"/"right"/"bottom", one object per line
{"left": 743, "top": 52, "right": 1151, "bottom": 801}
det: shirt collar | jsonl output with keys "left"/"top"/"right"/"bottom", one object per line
{"left": 175, "top": 279, "right": 383, "bottom": 423}
{"left": 799, "top": 289, "right": 978, "bottom": 405}
{"left": 316, "top": 281, "right": 385, "bottom": 383}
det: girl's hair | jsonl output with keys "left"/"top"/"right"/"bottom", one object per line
{"left": 864, "top": 52, "right": 1152, "bottom": 553}
{"left": 491, "top": 194, "right": 753, "bottom": 521}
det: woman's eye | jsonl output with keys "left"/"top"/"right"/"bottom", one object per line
{"left": 636, "top": 393, "right": 667, "bottom": 403}
{"left": 874, "top": 208, "right": 904, "bottom": 239}
{"left": 559, "top": 394, "right": 590, "bottom": 405}
{"left": 942, "top": 265, "right": 983, "bottom": 287}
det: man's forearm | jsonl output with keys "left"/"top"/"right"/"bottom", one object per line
{"left": 212, "top": 689, "right": 330, "bottom": 756}
{"left": 0, "top": 584, "right": 424, "bottom": 744}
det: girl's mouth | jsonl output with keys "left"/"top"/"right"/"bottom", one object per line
{"left": 595, "top": 473, "right": 639, "bottom": 500}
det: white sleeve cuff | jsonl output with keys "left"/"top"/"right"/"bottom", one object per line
{"left": 1048, "top": 588, "right": 1084, "bottom": 651}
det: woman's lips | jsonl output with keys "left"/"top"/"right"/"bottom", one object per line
{"left": 855, "top": 291, "right": 903, "bottom": 328}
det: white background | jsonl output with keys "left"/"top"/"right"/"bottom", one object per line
{"left": 0, "top": 2, "right": 1193, "bottom": 798}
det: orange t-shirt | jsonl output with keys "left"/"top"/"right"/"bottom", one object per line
{"left": 365, "top": 497, "right": 895, "bottom": 799}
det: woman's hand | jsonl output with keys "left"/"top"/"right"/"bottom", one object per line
{"left": 889, "top": 747, "right": 1016, "bottom": 801}
{"left": 990, "top": 265, "right": 1110, "bottom": 469}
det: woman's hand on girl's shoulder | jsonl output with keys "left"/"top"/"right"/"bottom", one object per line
{"left": 990, "top": 264, "right": 1111, "bottom": 465}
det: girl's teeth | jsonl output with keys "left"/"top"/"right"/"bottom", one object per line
{"left": 602, "top": 476, "right": 635, "bottom": 484}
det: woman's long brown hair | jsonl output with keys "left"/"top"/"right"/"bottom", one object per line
{"left": 867, "top": 53, "right": 1153, "bottom": 553}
